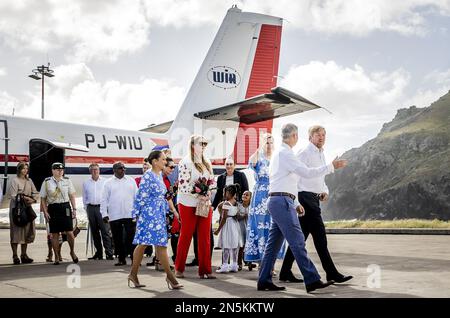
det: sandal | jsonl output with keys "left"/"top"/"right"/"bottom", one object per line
{"left": 199, "top": 273, "right": 216, "bottom": 279}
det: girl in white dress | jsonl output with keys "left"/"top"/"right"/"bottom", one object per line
{"left": 214, "top": 184, "right": 242, "bottom": 273}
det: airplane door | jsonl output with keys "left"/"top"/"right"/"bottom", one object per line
{"left": 29, "top": 140, "right": 64, "bottom": 191}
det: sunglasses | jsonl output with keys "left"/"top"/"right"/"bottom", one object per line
{"left": 225, "top": 163, "right": 234, "bottom": 166}
{"left": 200, "top": 142, "right": 208, "bottom": 147}
{"left": 166, "top": 165, "right": 175, "bottom": 169}
{"left": 116, "top": 166, "right": 126, "bottom": 170}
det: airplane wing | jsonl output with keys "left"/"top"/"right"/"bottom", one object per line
{"left": 194, "top": 87, "right": 327, "bottom": 124}
{"left": 141, "top": 120, "right": 173, "bottom": 133}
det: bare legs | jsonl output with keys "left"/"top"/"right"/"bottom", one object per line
{"left": 129, "top": 245, "right": 182, "bottom": 288}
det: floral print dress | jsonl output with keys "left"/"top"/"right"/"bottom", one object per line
{"left": 132, "top": 170, "right": 169, "bottom": 247}
{"left": 244, "top": 153, "right": 286, "bottom": 262}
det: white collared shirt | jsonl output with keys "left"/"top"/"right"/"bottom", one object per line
{"left": 297, "top": 142, "right": 330, "bottom": 194}
{"left": 100, "top": 175, "right": 138, "bottom": 221}
{"left": 82, "top": 176, "right": 107, "bottom": 208}
{"left": 269, "top": 143, "right": 334, "bottom": 207}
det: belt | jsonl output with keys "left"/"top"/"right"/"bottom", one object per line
{"left": 48, "top": 202, "right": 70, "bottom": 206}
{"left": 87, "top": 204, "right": 100, "bottom": 207}
{"left": 269, "top": 192, "right": 296, "bottom": 201}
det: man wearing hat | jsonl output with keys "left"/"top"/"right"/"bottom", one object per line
{"left": 101, "top": 161, "right": 138, "bottom": 266}
{"left": 40, "top": 162, "right": 79, "bottom": 265}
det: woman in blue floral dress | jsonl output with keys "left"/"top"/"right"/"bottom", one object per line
{"left": 244, "top": 133, "right": 286, "bottom": 265}
{"left": 128, "top": 150, "right": 183, "bottom": 290}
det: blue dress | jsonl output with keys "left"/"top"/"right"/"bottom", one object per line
{"left": 244, "top": 153, "right": 286, "bottom": 262}
{"left": 132, "top": 171, "right": 169, "bottom": 247}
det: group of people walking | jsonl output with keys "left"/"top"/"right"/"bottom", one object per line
{"left": 7, "top": 123, "right": 353, "bottom": 293}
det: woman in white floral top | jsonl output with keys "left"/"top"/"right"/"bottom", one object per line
{"left": 175, "top": 135, "right": 216, "bottom": 279}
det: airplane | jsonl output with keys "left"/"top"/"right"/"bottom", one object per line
{"left": 0, "top": 6, "right": 323, "bottom": 207}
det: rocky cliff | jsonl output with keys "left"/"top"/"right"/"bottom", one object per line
{"left": 323, "top": 91, "right": 450, "bottom": 220}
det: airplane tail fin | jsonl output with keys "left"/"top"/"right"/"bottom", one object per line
{"left": 148, "top": 7, "right": 321, "bottom": 162}
{"left": 166, "top": 6, "right": 283, "bottom": 160}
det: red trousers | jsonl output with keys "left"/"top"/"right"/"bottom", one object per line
{"left": 175, "top": 203, "right": 212, "bottom": 275}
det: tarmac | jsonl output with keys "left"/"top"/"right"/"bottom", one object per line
{"left": 0, "top": 229, "right": 449, "bottom": 298}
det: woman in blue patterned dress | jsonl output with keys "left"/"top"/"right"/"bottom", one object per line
{"left": 128, "top": 150, "right": 183, "bottom": 290}
{"left": 244, "top": 133, "right": 286, "bottom": 265}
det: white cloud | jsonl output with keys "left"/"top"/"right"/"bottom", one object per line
{"left": 1, "top": 0, "right": 449, "bottom": 63}
{"left": 15, "top": 63, "right": 186, "bottom": 130}
{"left": 274, "top": 61, "right": 412, "bottom": 158}
{"left": 0, "top": 90, "right": 18, "bottom": 115}
{"left": 0, "top": 0, "right": 151, "bottom": 62}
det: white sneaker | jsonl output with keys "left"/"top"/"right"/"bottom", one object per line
{"left": 216, "top": 264, "right": 230, "bottom": 273}
{"left": 229, "top": 263, "right": 239, "bottom": 273}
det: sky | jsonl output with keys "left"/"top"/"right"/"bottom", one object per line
{"left": 0, "top": 0, "right": 449, "bottom": 159}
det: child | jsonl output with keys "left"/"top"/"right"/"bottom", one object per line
{"left": 214, "top": 184, "right": 242, "bottom": 273}
{"left": 237, "top": 191, "right": 256, "bottom": 271}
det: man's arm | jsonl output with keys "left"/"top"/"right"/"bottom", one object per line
{"left": 240, "top": 171, "right": 249, "bottom": 193}
{"left": 212, "top": 175, "right": 224, "bottom": 209}
{"left": 82, "top": 181, "right": 88, "bottom": 210}
{"left": 100, "top": 182, "right": 109, "bottom": 221}
{"left": 288, "top": 150, "right": 347, "bottom": 179}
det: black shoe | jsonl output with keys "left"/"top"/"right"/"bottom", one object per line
{"left": 328, "top": 274, "right": 353, "bottom": 283}
{"left": 257, "top": 282, "right": 286, "bottom": 291}
{"left": 106, "top": 255, "right": 114, "bottom": 260}
{"left": 279, "top": 272, "right": 304, "bottom": 283}
{"left": 114, "top": 260, "right": 127, "bottom": 266}
{"left": 88, "top": 254, "right": 103, "bottom": 260}
{"left": 305, "top": 280, "right": 335, "bottom": 293}
{"left": 185, "top": 259, "right": 198, "bottom": 267}
{"left": 20, "top": 255, "right": 34, "bottom": 264}
{"left": 13, "top": 257, "right": 20, "bottom": 265}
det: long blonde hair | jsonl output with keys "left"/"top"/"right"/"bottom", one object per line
{"left": 189, "top": 135, "right": 213, "bottom": 174}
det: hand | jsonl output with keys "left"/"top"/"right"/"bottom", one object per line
{"left": 296, "top": 205, "right": 305, "bottom": 217}
{"left": 173, "top": 210, "right": 180, "bottom": 220}
{"left": 332, "top": 156, "right": 348, "bottom": 170}
{"left": 103, "top": 216, "right": 109, "bottom": 224}
{"left": 23, "top": 196, "right": 34, "bottom": 205}
{"left": 43, "top": 211, "right": 50, "bottom": 222}
{"left": 319, "top": 193, "right": 328, "bottom": 201}
{"left": 72, "top": 208, "right": 77, "bottom": 218}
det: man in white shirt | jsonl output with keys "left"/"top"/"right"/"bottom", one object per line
{"left": 257, "top": 123, "right": 347, "bottom": 293}
{"left": 83, "top": 163, "right": 113, "bottom": 260}
{"left": 101, "top": 162, "right": 138, "bottom": 266}
{"left": 280, "top": 126, "right": 353, "bottom": 283}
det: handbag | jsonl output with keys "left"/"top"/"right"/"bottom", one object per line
{"left": 195, "top": 195, "right": 211, "bottom": 218}
{"left": 72, "top": 218, "right": 81, "bottom": 237}
{"left": 21, "top": 194, "right": 37, "bottom": 223}
{"left": 12, "top": 195, "right": 29, "bottom": 227}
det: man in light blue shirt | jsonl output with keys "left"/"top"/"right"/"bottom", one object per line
{"left": 257, "top": 123, "right": 347, "bottom": 293}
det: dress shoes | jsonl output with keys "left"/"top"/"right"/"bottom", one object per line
{"left": 185, "top": 259, "right": 198, "bottom": 267}
{"left": 114, "top": 260, "right": 127, "bottom": 266}
{"left": 257, "top": 282, "right": 286, "bottom": 291}
{"left": 305, "top": 280, "right": 335, "bottom": 293}
{"left": 106, "top": 255, "right": 114, "bottom": 260}
{"left": 88, "top": 254, "right": 103, "bottom": 260}
{"left": 279, "top": 272, "right": 304, "bottom": 283}
{"left": 328, "top": 274, "right": 353, "bottom": 283}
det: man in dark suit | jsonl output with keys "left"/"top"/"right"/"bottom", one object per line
{"left": 212, "top": 158, "right": 249, "bottom": 209}
{"left": 186, "top": 157, "right": 249, "bottom": 266}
